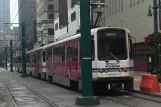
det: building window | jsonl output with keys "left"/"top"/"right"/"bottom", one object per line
{"left": 133, "top": 49, "right": 149, "bottom": 60}
{"left": 121, "top": 0, "right": 123, "bottom": 11}
{"left": 48, "top": 4, "right": 53, "bottom": 10}
{"left": 130, "top": 0, "right": 132, "bottom": 7}
{"left": 133, "top": 0, "right": 135, "bottom": 6}
{"left": 71, "top": 0, "right": 79, "bottom": 8}
{"left": 118, "top": 0, "right": 120, "bottom": 12}
{"left": 109, "top": 0, "right": 111, "bottom": 15}
{"left": 48, "top": 28, "right": 54, "bottom": 35}
{"left": 71, "top": 11, "right": 76, "bottom": 22}
{"left": 137, "top": 0, "right": 140, "bottom": 4}
{"left": 112, "top": 0, "right": 114, "bottom": 15}
{"left": 55, "top": 23, "right": 58, "bottom": 31}
{"left": 115, "top": 0, "right": 117, "bottom": 14}
{"left": 48, "top": 13, "right": 54, "bottom": 19}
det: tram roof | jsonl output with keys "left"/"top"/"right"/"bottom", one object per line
{"left": 27, "top": 46, "right": 43, "bottom": 53}
{"left": 43, "top": 27, "right": 130, "bottom": 49}
{"left": 27, "top": 27, "right": 131, "bottom": 52}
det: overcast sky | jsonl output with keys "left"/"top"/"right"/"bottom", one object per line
{"left": 10, "top": 0, "right": 18, "bottom": 27}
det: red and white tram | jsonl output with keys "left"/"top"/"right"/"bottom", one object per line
{"left": 25, "top": 27, "right": 134, "bottom": 90}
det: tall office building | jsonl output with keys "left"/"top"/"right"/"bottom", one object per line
{"left": 18, "top": 0, "right": 37, "bottom": 50}
{"left": 0, "top": 0, "right": 10, "bottom": 32}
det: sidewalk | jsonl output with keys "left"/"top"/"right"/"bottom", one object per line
{"left": 134, "top": 72, "right": 161, "bottom": 95}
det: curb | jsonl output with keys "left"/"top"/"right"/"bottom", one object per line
{"left": 130, "top": 89, "right": 161, "bottom": 98}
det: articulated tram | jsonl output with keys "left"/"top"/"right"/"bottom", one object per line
{"left": 16, "top": 27, "right": 134, "bottom": 91}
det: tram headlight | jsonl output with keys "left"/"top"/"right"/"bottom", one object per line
{"left": 123, "top": 68, "right": 127, "bottom": 72}
{"left": 119, "top": 69, "right": 122, "bottom": 72}
{"left": 99, "top": 69, "right": 103, "bottom": 73}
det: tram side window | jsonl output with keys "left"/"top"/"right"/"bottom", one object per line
{"left": 53, "top": 47, "right": 62, "bottom": 62}
{"left": 67, "top": 45, "right": 71, "bottom": 62}
{"left": 47, "top": 50, "right": 52, "bottom": 61}
{"left": 37, "top": 53, "right": 39, "bottom": 61}
{"left": 37, "top": 52, "right": 41, "bottom": 61}
{"left": 58, "top": 47, "right": 61, "bottom": 62}
{"left": 56, "top": 48, "right": 59, "bottom": 61}
{"left": 43, "top": 51, "right": 46, "bottom": 62}
{"left": 128, "top": 34, "right": 133, "bottom": 59}
{"left": 53, "top": 48, "right": 56, "bottom": 62}
{"left": 67, "top": 44, "right": 78, "bottom": 62}
{"left": 39, "top": 52, "right": 41, "bottom": 61}
{"left": 129, "top": 39, "right": 133, "bottom": 59}
{"left": 73, "top": 44, "right": 78, "bottom": 61}
{"left": 61, "top": 46, "right": 65, "bottom": 61}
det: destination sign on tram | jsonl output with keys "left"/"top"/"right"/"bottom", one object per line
{"left": 98, "top": 29, "right": 125, "bottom": 38}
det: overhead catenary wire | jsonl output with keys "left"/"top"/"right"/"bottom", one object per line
{"left": 1, "top": 0, "right": 26, "bottom": 51}
{"left": 12, "top": 0, "right": 149, "bottom": 53}
{"left": 11, "top": 0, "right": 26, "bottom": 24}
{"left": 11, "top": 0, "right": 18, "bottom": 20}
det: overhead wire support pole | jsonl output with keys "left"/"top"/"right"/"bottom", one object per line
{"left": 153, "top": 0, "right": 160, "bottom": 75}
{"left": 75, "top": 0, "right": 100, "bottom": 105}
{"left": 5, "top": 48, "right": 7, "bottom": 70}
{"left": 10, "top": 40, "right": 14, "bottom": 72}
{"left": 21, "top": 22, "right": 28, "bottom": 77}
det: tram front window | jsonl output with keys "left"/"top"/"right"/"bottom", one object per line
{"left": 97, "top": 29, "right": 127, "bottom": 61}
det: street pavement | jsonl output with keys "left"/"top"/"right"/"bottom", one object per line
{"left": 0, "top": 69, "right": 161, "bottom": 107}
{"left": 134, "top": 71, "right": 161, "bottom": 95}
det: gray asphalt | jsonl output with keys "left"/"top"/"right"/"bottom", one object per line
{"left": 0, "top": 69, "right": 161, "bottom": 107}
{"left": 0, "top": 75, "right": 54, "bottom": 107}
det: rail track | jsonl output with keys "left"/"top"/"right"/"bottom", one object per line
{"left": 101, "top": 90, "right": 161, "bottom": 107}
{"left": 1, "top": 77, "right": 19, "bottom": 107}
{"left": 3, "top": 71, "right": 161, "bottom": 107}
{"left": 0, "top": 76, "right": 59, "bottom": 107}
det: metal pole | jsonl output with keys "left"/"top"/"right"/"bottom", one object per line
{"left": 21, "top": 22, "right": 28, "bottom": 77}
{"left": 153, "top": 0, "right": 160, "bottom": 75}
{"left": 5, "top": 48, "right": 7, "bottom": 70}
{"left": 2, "top": 52, "right": 4, "bottom": 68}
{"left": 10, "top": 40, "right": 14, "bottom": 72}
{"left": 75, "top": 0, "right": 100, "bottom": 105}
{"left": 2, "top": 49, "right": 4, "bottom": 68}
{"left": 91, "top": 8, "right": 93, "bottom": 28}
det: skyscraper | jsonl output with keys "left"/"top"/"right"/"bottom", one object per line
{"left": 0, "top": 0, "right": 10, "bottom": 32}
{"left": 18, "top": 0, "right": 37, "bottom": 50}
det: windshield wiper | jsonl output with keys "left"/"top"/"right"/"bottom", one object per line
{"left": 100, "top": 52, "right": 109, "bottom": 63}
{"left": 109, "top": 52, "right": 119, "bottom": 62}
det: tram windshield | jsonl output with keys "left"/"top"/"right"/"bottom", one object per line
{"left": 97, "top": 29, "right": 127, "bottom": 61}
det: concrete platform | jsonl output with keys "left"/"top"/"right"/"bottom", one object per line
{"left": 134, "top": 71, "right": 161, "bottom": 96}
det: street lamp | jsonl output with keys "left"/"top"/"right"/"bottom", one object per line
{"left": 147, "top": 0, "right": 161, "bottom": 75}
{"left": 147, "top": 6, "right": 153, "bottom": 17}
